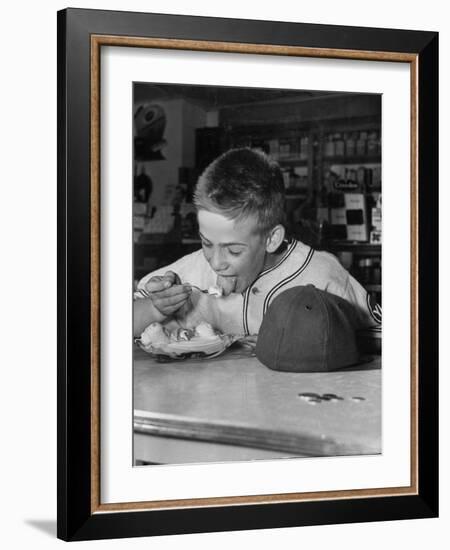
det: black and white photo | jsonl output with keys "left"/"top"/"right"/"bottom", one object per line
{"left": 132, "top": 83, "right": 383, "bottom": 465}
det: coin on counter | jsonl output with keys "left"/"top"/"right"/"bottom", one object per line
{"left": 298, "top": 392, "right": 321, "bottom": 399}
{"left": 322, "top": 393, "right": 344, "bottom": 401}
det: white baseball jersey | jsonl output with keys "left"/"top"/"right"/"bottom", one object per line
{"left": 136, "top": 239, "right": 382, "bottom": 336}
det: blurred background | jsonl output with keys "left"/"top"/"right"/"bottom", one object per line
{"left": 133, "top": 83, "right": 382, "bottom": 304}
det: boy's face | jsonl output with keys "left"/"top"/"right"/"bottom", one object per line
{"left": 197, "top": 210, "right": 267, "bottom": 294}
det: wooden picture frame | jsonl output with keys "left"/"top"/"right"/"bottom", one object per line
{"left": 57, "top": 8, "right": 438, "bottom": 541}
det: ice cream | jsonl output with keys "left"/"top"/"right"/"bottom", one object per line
{"left": 169, "top": 327, "right": 194, "bottom": 342}
{"left": 140, "top": 322, "right": 170, "bottom": 346}
{"left": 207, "top": 285, "right": 223, "bottom": 298}
{"left": 194, "top": 321, "right": 217, "bottom": 339}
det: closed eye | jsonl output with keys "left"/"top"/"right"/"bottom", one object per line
{"left": 200, "top": 236, "right": 244, "bottom": 256}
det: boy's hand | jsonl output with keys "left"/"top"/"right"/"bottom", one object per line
{"left": 143, "top": 271, "right": 192, "bottom": 319}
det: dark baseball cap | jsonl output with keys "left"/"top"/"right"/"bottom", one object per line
{"left": 255, "top": 285, "right": 361, "bottom": 372}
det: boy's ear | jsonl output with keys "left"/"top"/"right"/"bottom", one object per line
{"left": 265, "top": 224, "right": 286, "bottom": 253}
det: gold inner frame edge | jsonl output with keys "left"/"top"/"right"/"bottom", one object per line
{"left": 89, "top": 34, "right": 419, "bottom": 514}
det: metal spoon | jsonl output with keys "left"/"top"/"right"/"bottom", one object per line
{"left": 189, "top": 284, "right": 223, "bottom": 297}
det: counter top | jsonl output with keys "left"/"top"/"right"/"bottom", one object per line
{"left": 134, "top": 344, "right": 381, "bottom": 464}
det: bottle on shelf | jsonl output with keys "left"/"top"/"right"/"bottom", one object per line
{"left": 334, "top": 133, "right": 345, "bottom": 157}
{"left": 345, "top": 132, "right": 357, "bottom": 157}
{"left": 324, "top": 134, "right": 335, "bottom": 157}
{"left": 356, "top": 131, "right": 367, "bottom": 156}
{"left": 367, "top": 130, "right": 380, "bottom": 155}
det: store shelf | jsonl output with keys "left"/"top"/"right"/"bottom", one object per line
{"left": 323, "top": 241, "right": 381, "bottom": 255}
{"left": 323, "top": 154, "right": 381, "bottom": 165}
{"left": 277, "top": 157, "right": 309, "bottom": 166}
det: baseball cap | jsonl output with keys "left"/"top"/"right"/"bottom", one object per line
{"left": 255, "top": 285, "right": 361, "bottom": 372}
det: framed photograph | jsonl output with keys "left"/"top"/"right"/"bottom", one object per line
{"left": 57, "top": 8, "right": 438, "bottom": 541}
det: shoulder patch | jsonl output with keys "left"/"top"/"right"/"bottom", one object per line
{"left": 367, "top": 293, "right": 382, "bottom": 324}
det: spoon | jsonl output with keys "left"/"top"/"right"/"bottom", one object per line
{"left": 189, "top": 284, "right": 223, "bottom": 297}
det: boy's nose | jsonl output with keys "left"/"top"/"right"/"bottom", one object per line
{"left": 208, "top": 249, "right": 228, "bottom": 272}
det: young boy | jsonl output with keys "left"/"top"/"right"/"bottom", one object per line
{"left": 133, "top": 148, "right": 381, "bottom": 338}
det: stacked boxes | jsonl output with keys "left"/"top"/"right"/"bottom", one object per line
{"left": 324, "top": 163, "right": 381, "bottom": 242}
{"left": 370, "top": 194, "right": 382, "bottom": 244}
{"left": 329, "top": 193, "right": 368, "bottom": 242}
{"left": 344, "top": 193, "right": 368, "bottom": 241}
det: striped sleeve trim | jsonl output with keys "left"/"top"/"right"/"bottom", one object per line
{"left": 257, "top": 239, "right": 297, "bottom": 278}
{"left": 242, "top": 240, "right": 298, "bottom": 336}
{"left": 262, "top": 247, "right": 315, "bottom": 315}
{"left": 242, "top": 286, "right": 251, "bottom": 335}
